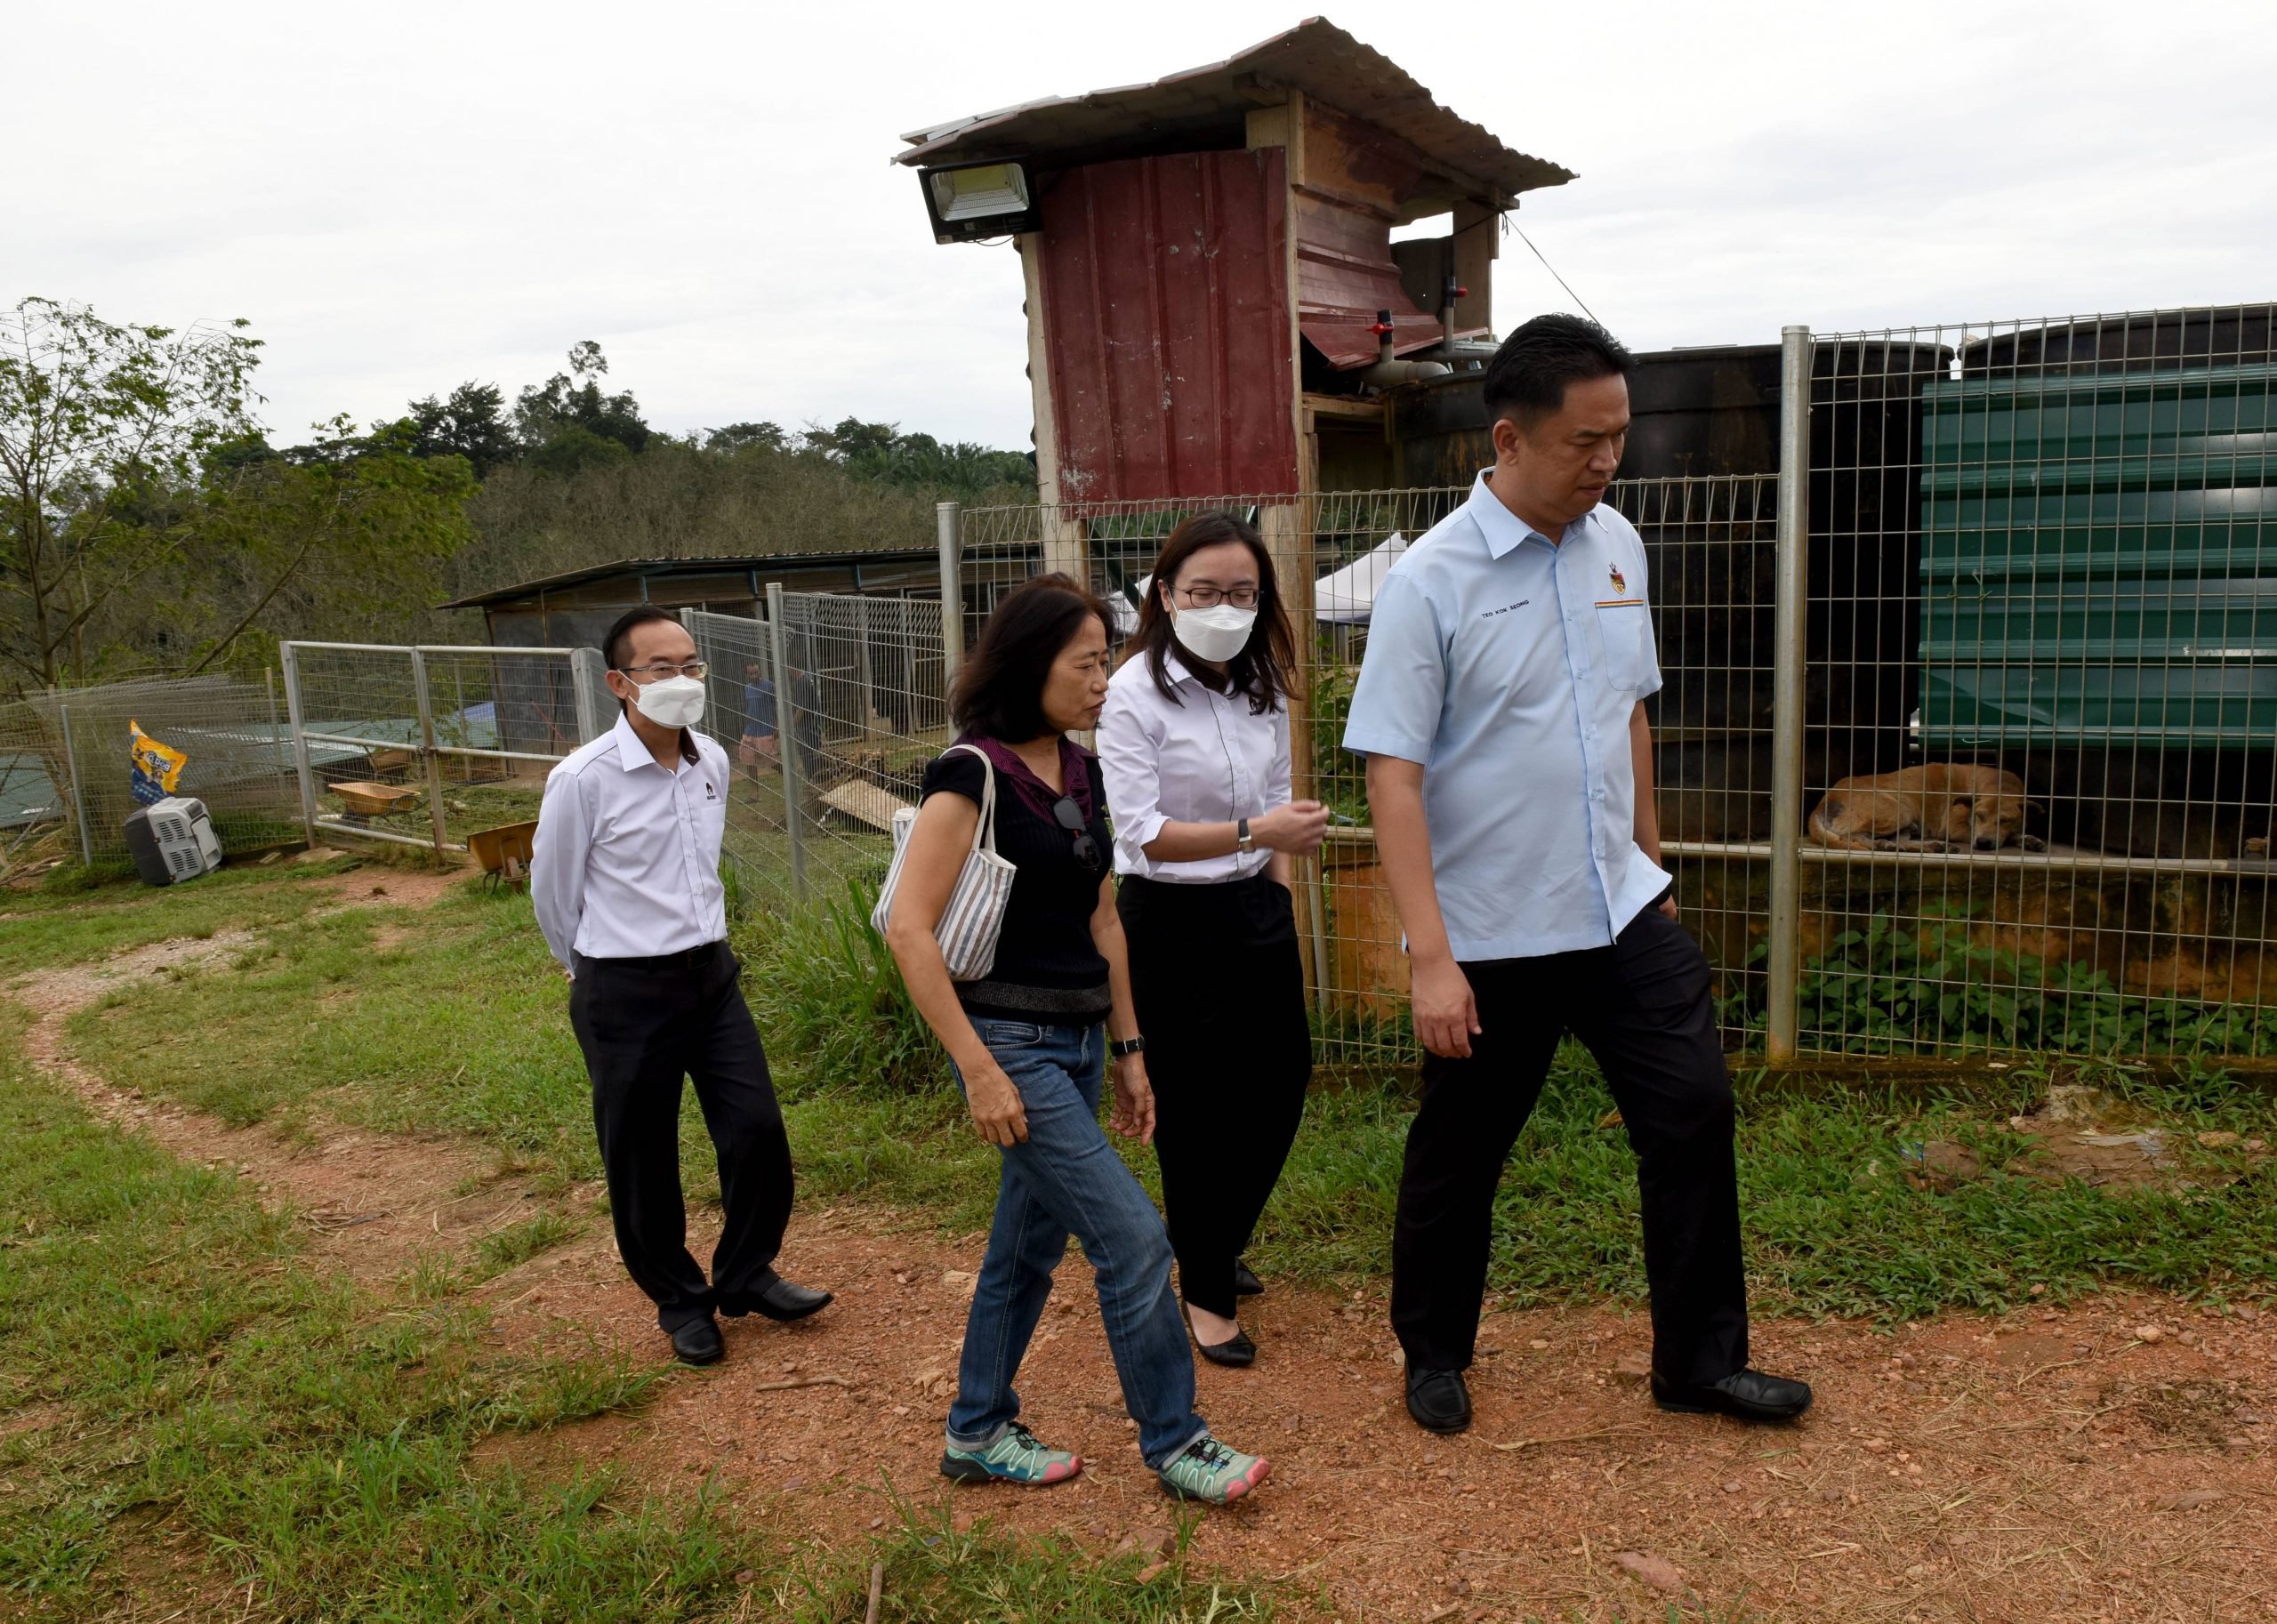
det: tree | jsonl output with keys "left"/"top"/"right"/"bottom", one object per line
{"left": 175, "top": 417, "right": 474, "bottom": 674}
{"left": 406, "top": 382, "right": 519, "bottom": 477}
{"left": 0, "top": 296, "right": 261, "bottom": 688}
{"left": 799, "top": 416, "right": 1034, "bottom": 502}
{"left": 705, "top": 421, "right": 788, "bottom": 454}
{"left": 515, "top": 341, "right": 650, "bottom": 459}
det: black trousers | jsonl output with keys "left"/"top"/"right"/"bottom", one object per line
{"left": 568, "top": 940, "right": 794, "bottom": 1331}
{"left": 1390, "top": 905, "right": 1750, "bottom": 1387}
{"left": 1119, "top": 872, "right": 1312, "bottom": 1318}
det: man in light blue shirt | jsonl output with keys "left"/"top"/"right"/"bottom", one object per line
{"left": 1344, "top": 314, "right": 1810, "bottom": 1436}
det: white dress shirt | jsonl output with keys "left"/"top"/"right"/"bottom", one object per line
{"left": 1097, "top": 648, "right": 1291, "bottom": 883}
{"left": 531, "top": 712, "right": 730, "bottom": 967}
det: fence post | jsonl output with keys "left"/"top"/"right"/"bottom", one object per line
{"left": 854, "top": 596, "right": 879, "bottom": 735}
{"left": 279, "top": 642, "right": 318, "bottom": 847}
{"left": 1766, "top": 325, "right": 1812, "bottom": 1065}
{"left": 937, "top": 501, "right": 964, "bottom": 687}
{"left": 407, "top": 647, "right": 451, "bottom": 854}
{"left": 764, "top": 583, "right": 807, "bottom": 901}
{"left": 570, "top": 647, "right": 609, "bottom": 744}
{"left": 58, "top": 705, "right": 94, "bottom": 865}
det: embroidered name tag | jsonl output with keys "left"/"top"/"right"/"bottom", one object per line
{"left": 1480, "top": 598, "right": 1533, "bottom": 619}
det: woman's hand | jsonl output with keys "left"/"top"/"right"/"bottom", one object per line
{"left": 1110, "top": 1053, "right": 1156, "bottom": 1145}
{"left": 964, "top": 1057, "right": 1029, "bottom": 1146}
{"left": 1252, "top": 799, "right": 1330, "bottom": 856}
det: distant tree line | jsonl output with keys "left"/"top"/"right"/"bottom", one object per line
{"left": 0, "top": 298, "right": 1035, "bottom": 691}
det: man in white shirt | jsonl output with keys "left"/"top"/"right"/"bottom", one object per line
{"left": 1345, "top": 315, "right": 1809, "bottom": 1435}
{"left": 533, "top": 606, "right": 831, "bottom": 1365}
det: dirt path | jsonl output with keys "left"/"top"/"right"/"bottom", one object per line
{"left": 6, "top": 872, "right": 515, "bottom": 1283}
{"left": 12, "top": 876, "right": 2276, "bottom": 1620}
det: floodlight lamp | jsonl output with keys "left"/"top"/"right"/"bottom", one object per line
{"left": 920, "top": 161, "right": 1041, "bottom": 243}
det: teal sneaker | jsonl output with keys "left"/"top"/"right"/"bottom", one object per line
{"left": 1155, "top": 1435, "right": 1270, "bottom": 1504}
{"left": 939, "top": 1421, "right": 1083, "bottom": 1487}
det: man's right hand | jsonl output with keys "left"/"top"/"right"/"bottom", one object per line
{"left": 1255, "top": 799, "right": 1331, "bottom": 855}
{"left": 964, "top": 1058, "right": 1030, "bottom": 1146}
{"left": 1412, "top": 956, "right": 1482, "bottom": 1058}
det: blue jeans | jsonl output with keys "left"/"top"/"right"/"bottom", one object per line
{"left": 945, "top": 1017, "right": 1208, "bottom": 1471}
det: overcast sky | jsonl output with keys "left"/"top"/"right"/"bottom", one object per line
{"left": 12, "top": 1, "right": 2272, "bottom": 452}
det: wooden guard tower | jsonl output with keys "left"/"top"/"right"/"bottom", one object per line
{"left": 895, "top": 16, "right": 1574, "bottom": 582}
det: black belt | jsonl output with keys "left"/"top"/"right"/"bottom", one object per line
{"left": 575, "top": 940, "right": 727, "bottom": 973}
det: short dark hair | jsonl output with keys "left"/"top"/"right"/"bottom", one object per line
{"left": 1126, "top": 511, "right": 1297, "bottom": 714}
{"left": 951, "top": 574, "right": 1112, "bottom": 742}
{"left": 1481, "top": 313, "right": 1634, "bottom": 429}
{"left": 602, "top": 606, "right": 683, "bottom": 671}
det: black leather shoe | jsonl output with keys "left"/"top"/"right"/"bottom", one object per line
{"left": 1195, "top": 1326, "right": 1257, "bottom": 1368}
{"left": 669, "top": 1314, "right": 723, "bottom": 1366}
{"left": 721, "top": 1269, "right": 833, "bottom": 1323}
{"left": 1233, "top": 1260, "right": 1264, "bottom": 1298}
{"left": 1404, "top": 1366, "right": 1472, "bottom": 1434}
{"left": 1652, "top": 1368, "right": 1813, "bottom": 1423}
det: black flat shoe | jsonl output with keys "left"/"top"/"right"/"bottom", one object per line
{"left": 1404, "top": 1366, "right": 1471, "bottom": 1434}
{"left": 721, "top": 1269, "right": 833, "bottom": 1323}
{"left": 669, "top": 1314, "right": 723, "bottom": 1366}
{"left": 1652, "top": 1368, "right": 1813, "bottom": 1423}
{"left": 1233, "top": 1261, "right": 1264, "bottom": 1298}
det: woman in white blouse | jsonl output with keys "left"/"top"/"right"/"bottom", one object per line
{"left": 1097, "top": 512, "right": 1329, "bottom": 1366}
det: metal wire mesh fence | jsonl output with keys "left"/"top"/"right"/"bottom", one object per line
{"left": 280, "top": 642, "right": 612, "bottom": 852}
{"left": 1791, "top": 308, "right": 2277, "bottom": 1057}
{"left": 4, "top": 676, "right": 303, "bottom": 869}
{"left": 953, "top": 478, "right": 1779, "bottom": 1076}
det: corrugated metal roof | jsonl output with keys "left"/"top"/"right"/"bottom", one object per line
{"left": 895, "top": 18, "right": 1573, "bottom": 212}
{"left": 438, "top": 547, "right": 944, "bottom": 610}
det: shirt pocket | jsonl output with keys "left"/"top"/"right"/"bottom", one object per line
{"left": 1595, "top": 601, "right": 1650, "bottom": 692}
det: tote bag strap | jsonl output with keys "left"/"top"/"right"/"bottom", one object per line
{"left": 945, "top": 743, "right": 1000, "bottom": 858}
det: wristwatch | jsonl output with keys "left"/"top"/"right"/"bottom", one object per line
{"left": 1235, "top": 816, "right": 1255, "bottom": 855}
{"left": 1111, "top": 1036, "right": 1147, "bottom": 1059}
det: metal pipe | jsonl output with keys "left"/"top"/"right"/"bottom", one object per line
{"left": 407, "top": 648, "right": 451, "bottom": 854}
{"left": 284, "top": 641, "right": 576, "bottom": 656}
{"left": 570, "top": 647, "right": 608, "bottom": 744}
{"left": 765, "top": 583, "right": 807, "bottom": 901}
{"left": 58, "top": 704, "right": 94, "bottom": 864}
{"left": 279, "top": 642, "right": 318, "bottom": 847}
{"left": 314, "top": 815, "right": 467, "bottom": 854}
{"left": 937, "top": 501, "right": 964, "bottom": 687}
{"left": 1765, "top": 325, "right": 1813, "bottom": 1065}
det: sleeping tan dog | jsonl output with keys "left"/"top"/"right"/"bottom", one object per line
{"left": 1807, "top": 764, "right": 2043, "bottom": 852}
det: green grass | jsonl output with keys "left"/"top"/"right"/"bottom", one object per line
{"left": 75, "top": 872, "right": 2277, "bottom": 1324}
{"left": 0, "top": 985, "right": 1285, "bottom": 1620}
{"left": 0, "top": 854, "right": 361, "bottom": 976}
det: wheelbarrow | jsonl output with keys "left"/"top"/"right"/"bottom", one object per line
{"left": 468, "top": 820, "right": 539, "bottom": 889}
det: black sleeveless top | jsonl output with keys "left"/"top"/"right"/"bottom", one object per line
{"left": 918, "top": 749, "right": 1113, "bottom": 1022}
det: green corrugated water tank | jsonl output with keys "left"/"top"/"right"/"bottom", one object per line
{"left": 1918, "top": 309, "right": 2277, "bottom": 749}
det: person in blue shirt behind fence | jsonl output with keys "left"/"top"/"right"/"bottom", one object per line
{"left": 1341, "top": 314, "right": 1813, "bottom": 1438}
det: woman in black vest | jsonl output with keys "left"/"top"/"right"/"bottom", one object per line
{"left": 884, "top": 574, "right": 1272, "bottom": 1507}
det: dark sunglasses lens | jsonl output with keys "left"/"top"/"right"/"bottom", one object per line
{"left": 1053, "top": 797, "right": 1083, "bottom": 830}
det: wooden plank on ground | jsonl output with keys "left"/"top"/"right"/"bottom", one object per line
{"left": 819, "top": 779, "right": 909, "bottom": 833}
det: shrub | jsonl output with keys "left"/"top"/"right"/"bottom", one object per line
{"left": 741, "top": 878, "right": 944, "bottom": 1096}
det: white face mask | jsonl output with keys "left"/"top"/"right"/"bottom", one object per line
{"left": 1171, "top": 602, "right": 1257, "bottom": 664}
{"left": 628, "top": 673, "right": 706, "bottom": 729}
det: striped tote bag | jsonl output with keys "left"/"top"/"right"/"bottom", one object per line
{"left": 872, "top": 744, "right": 1017, "bottom": 981}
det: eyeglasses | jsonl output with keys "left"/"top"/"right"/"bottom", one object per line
{"left": 1174, "top": 584, "right": 1259, "bottom": 609}
{"left": 617, "top": 660, "right": 708, "bottom": 681}
{"left": 1051, "top": 795, "right": 1102, "bottom": 871}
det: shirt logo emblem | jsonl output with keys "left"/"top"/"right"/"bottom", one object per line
{"left": 1608, "top": 562, "right": 1627, "bottom": 594}
{"left": 704, "top": 782, "right": 716, "bottom": 798}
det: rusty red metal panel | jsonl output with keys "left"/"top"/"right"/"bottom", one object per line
{"left": 1294, "top": 191, "right": 1445, "bottom": 369}
{"left": 1037, "top": 149, "right": 1296, "bottom": 504}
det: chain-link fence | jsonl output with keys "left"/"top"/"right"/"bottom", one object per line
{"left": 279, "top": 642, "right": 613, "bottom": 853}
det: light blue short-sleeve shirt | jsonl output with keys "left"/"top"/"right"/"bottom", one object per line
{"left": 1341, "top": 470, "right": 1670, "bottom": 961}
